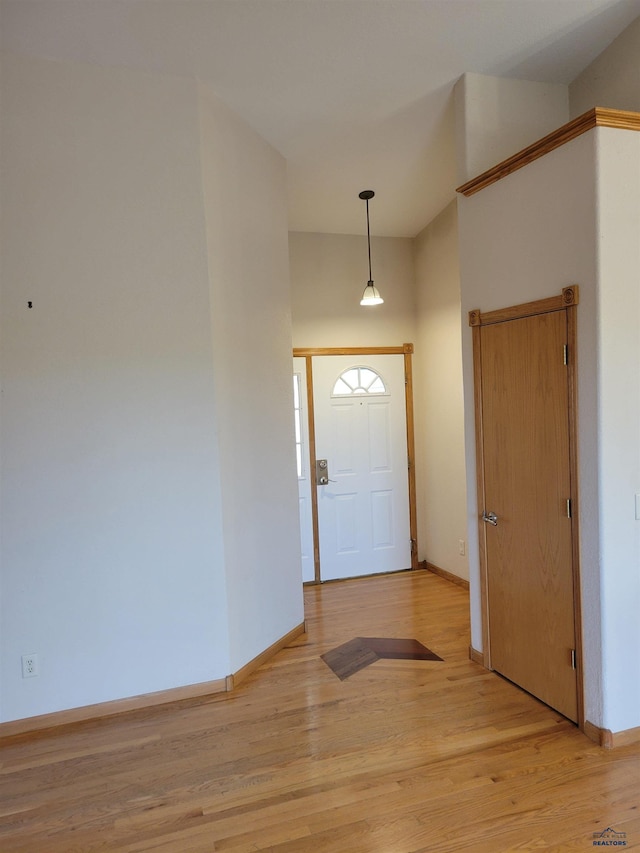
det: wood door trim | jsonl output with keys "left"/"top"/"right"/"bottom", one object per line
{"left": 469, "top": 286, "right": 579, "bottom": 328}
{"left": 470, "top": 290, "right": 584, "bottom": 728}
{"left": 472, "top": 321, "right": 492, "bottom": 666}
{"left": 304, "top": 357, "right": 321, "bottom": 584}
{"left": 457, "top": 107, "right": 640, "bottom": 198}
{"left": 404, "top": 349, "right": 418, "bottom": 569}
{"left": 294, "top": 344, "right": 418, "bottom": 582}
{"left": 293, "top": 344, "right": 413, "bottom": 357}
{"left": 566, "top": 302, "right": 584, "bottom": 726}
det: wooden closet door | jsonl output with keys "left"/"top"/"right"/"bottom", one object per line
{"left": 480, "top": 310, "right": 577, "bottom": 722}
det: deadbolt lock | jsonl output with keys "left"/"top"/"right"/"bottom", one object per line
{"left": 316, "top": 459, "right": 329, "bottom": 485}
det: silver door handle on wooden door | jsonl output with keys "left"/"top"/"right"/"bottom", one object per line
{"left": 482, "top": 511, "right": 498, "bottom": 526}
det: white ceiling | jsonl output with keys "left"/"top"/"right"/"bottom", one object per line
{"left": 3, "top": 0, "right": 640, "bottom": 236}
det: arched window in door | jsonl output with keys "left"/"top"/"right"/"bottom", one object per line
{"left": 331, "top": 366, "right": 387, "bottom": 397}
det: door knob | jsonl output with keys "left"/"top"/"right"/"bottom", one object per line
{"left": 482, "top": 511, "right": 498, "bottom": 526}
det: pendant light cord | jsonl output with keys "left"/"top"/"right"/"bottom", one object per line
{"left": 366, "top": 198, "right": 373, "bottom": 283}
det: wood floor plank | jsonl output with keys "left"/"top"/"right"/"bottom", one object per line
{"left": 0, "top": 571, "right": 638, "bottom": 851}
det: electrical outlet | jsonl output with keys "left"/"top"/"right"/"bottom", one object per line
{"left": 458, "top": 539, "right": 466, "bottom": 556}
{"left": 21, "top": 654, "right": 39, "bottom": 678}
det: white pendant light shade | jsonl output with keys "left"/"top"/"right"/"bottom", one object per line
{"left": 358, "top": 190, "right": 384, "bottom": 307}
{"left": 360, "top": 281, "right": 384, "bottom": 305}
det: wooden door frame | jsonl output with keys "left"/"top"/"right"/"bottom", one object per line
{"left": 469, "top": 286, "right": 584, "bottom": 727}
{"left": 293, "top": 344, "right": 418, "bottom": 583}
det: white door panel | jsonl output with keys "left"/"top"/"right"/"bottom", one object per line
{"left": 371, "top": 490, "right": 394, "bottom": 547}
{"left": 332, "top": 403, "right": 357, "bottom": 474}
{"left": 368, "top": 402, "right": 392, "bottom": 470}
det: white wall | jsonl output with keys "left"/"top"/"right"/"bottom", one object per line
{"left": 413, "top": 202, "right": 468, "bottom": 578}
{"left": 595, "top": 127, "right": 640, "bottom": 733}
{"left": 458, "top": 134, "right": 599, "bottom": 687}
{"left": 458, "top": 125, "right": 640, "bottom": 734}
{"left": 454, "top": 73, "right": 569, "bottom": 185}
{"left": 0, "top": 53, "right": 229, "bottom": 721}
{"left": 570, "top": 15, "right": 640, "bottom": 116}
{"left": 566, "top": 12, "right": 640, "bottom": 732}
{"left": 289, "top": 232, "right": 417, "bottom": 348}
{"left": 0, "top": 50, "right": 303, "bottom": 722}
{"left": 198, "top": 85, "right": 304, "bottom": 672}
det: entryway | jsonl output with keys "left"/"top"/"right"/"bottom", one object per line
{"left": 293, "top": 345, "right": 417, "bottom": 583}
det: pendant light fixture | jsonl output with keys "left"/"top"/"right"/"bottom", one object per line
{"left": 359, "top": 190, "right": 384, "bottom": 306}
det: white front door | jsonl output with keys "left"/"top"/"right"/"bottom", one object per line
{"left": 312, "top": 354, "right": 411, "bottom": 581}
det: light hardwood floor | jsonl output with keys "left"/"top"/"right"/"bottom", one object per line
{"left": 1, "top": 570, "right": 638, "bottom": 852}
